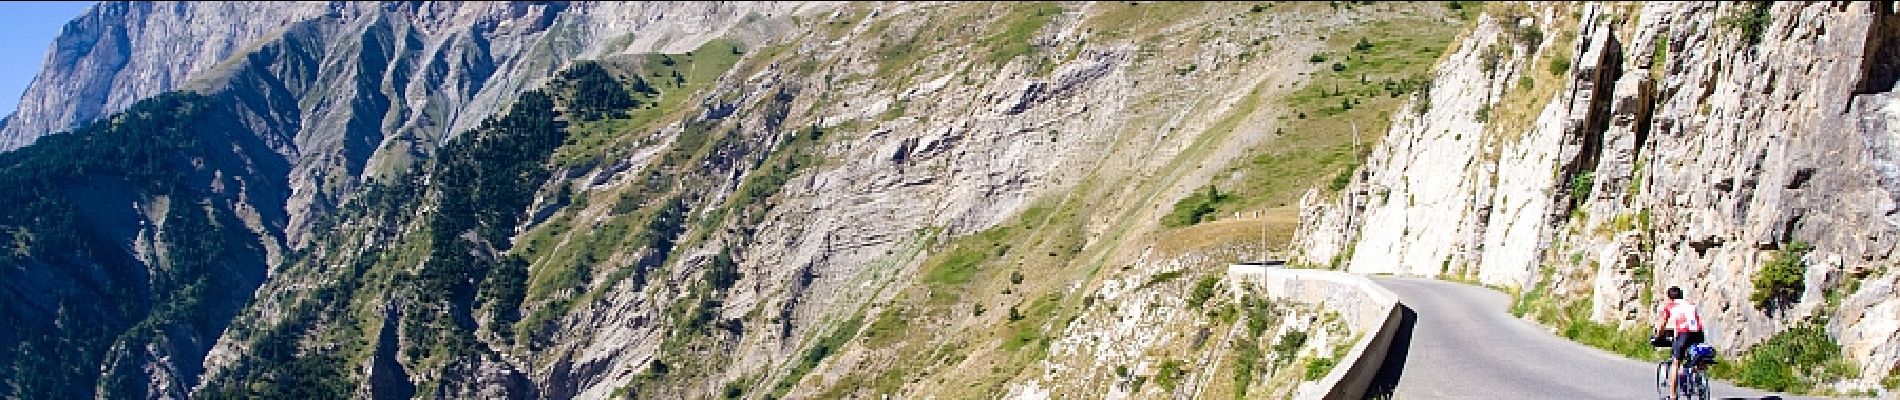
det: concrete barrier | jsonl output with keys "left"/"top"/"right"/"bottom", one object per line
{"left": 1227, "top": 265, "right": 1403, "bottom": 400}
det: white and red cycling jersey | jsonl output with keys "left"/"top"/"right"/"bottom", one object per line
{"left": 1658, "top": 298, "right": 1704, "bottom": 332}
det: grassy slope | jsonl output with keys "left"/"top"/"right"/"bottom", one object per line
{"left": 514, "top": 38, "right": 746, "bottom": 314}
{"left": 768, "top": 2, "right": 1476, "bottom": 398}
{"left": 1158, "top": 2, "right": 1467, "bottom": 256}
{"left": 459, "top": 2, "right": 1485, "bottom": 398}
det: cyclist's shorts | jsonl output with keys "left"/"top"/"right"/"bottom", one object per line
{"left": 1671, "top": 330, "right": 1706, "bottom": 362}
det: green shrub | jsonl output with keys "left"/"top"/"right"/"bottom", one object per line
{"left": 1155, "top": 359, "right": 1186, "bottom": 390}
{"left": 1330, "top": 163, "right": 1358, "bottom": 191}
{"left": 1274, "top": 331, "right": 1308, "bottom": 360}
{"left": 1548, "top": 56, "right": 1571, "bottom": 76}
{"left": 1712, "top": 322, "right": 1847, "bottom": 393}
{"left": 1650, "top": 35, "right": 1669, "bottom": 73}
{"left": 706, "top": 247, "right": 740, "bottom": 292}
{"left": 1188, "top": 276, "right": 1221, "bottom": 308}
{"left": 1304, "top": 357, "right": 1337, "bottom": 380}
{"left": 1750, "top": 241, "right": 1810, "bottom": 311}
{"left": 1233, "top": 338, "right": 1262, "bottom": 398}
{"left": 1569, "top": 171, "right": 1595, "bottom": 201}
{"left": 1718, "top": 1, "right": 1773, "bottom": 45}
{"left": 1511, "top": 266, "right": 1556, "bottom": 318}
{"left": 1513, "top": 24, "right": 1544, "bottom": 50}
{"left": 1557, "top": 299, "right": 1662, "bottom": 360}
{"left": 1244, "top": 298, "right": 1276, "bottom": 338}
{"left": 1141, "top": 270, "right": 1185, "bottom": 289}
{"left": 723, "top": 382, "right": 745, "bottom": 398}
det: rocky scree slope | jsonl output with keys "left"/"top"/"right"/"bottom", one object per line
{"left": 1, "top": 1, "right": 1466, "bottom": 399}
{"left": 1297, "top": 1, "right": 1900, "bottom": 394}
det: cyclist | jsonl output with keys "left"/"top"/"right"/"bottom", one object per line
{"left": 1654, "top": 286, "right": 1705, "bottom": 399}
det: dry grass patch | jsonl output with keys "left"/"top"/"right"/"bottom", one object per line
{"left": 1156, "top": 207, "right": 1300, "bottom": 256}
{"left": 1212, "top": 6, "right": 1467, "bottom": 213}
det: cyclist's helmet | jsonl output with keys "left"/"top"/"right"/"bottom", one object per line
{"left": 1690, "top": 343, "right": 1717, "bottom": 364}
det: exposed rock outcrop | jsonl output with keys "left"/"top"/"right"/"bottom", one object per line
{"left": 1296, "top": 2, "right": 1900, "bottom": 391}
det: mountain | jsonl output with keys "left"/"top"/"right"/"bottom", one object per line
{"left": 0, "top": 1, "right": 1895, "bottom": 399}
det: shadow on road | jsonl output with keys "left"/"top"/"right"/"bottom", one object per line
{"left": 1365, "top": 304, "right": 1416, "bottom": 398}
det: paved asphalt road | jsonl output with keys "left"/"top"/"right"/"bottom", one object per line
{"left": 1369, "top": 277, "right": 1804, "bottom": 400}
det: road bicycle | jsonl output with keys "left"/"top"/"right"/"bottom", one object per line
{"left": 1654, "top": 355, "right": 1710, "bottom": 399}
{"left": 1650, "top": 336, "right": 1715, "bottom": 400}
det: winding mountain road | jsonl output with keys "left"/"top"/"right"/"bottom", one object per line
{"left": 1369, "top": 277, "right": 1804, "bottom": 400}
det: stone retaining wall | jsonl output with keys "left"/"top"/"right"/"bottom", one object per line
{"left": 1227, "top": 265, "right": 1403, "bottom": 400}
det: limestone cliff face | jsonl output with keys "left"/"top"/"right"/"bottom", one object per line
{"left": 0, "top": 2, "right": 329, "bottom": 151}
{"left": 1296, "top": 1, "right": 1900, "bottom": 390}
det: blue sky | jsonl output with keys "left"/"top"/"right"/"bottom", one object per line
{"left": 0, "top": 2, "right": 93, "bottom": 117}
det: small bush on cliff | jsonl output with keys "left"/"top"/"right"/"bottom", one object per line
{"left": 1188, "top": 276, "right": 1221, "bottom": 308}
{"left": 1568, "top": 171, "right": 1595, "bottom": 202}
{"left": 1274, "top": 330, "right": 1308, "bottom": 362}
{"left": 1548, "top": 56, "right": 1571, "bottom": 76}
{"left": 1750, "top": 241, "right": 1810, "bottom": 311}
{"left": 1303, "top": 357, "right": 1337, "bottom": 380}
{"left": 1711, "top": 321, "right": 1853, "bottom": 393}
{"left": 1719, "top": 1, "right": 1773, "bottom": 45}
{"left": 1330, "top": 163, "right": 1358, "bottom": 191}
{"left": 1155, "top": 359, "right": 1187, "bottom": 390}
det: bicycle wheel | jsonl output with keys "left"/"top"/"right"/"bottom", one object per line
{"left": 1692, "top": 369, "right": 1711, "bottom": 400}
{"left": 1670, "top": 366, "right": 1708, "bottom": 400}
{"left": 1655, "top": 359, "right": 1671, "bottom": 399}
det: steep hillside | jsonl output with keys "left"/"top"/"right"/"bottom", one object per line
{"left": 12, "top": 1, "right": 1894, "bottom": 399}
{"left": 0, "top": 92, "right": 281, "bottom": 398}
{"left": 1, "top": 2, "right": 822, "bottom": 249}
{"left": 0, "top": 1, "right": 1467, "bottom": 398}
{"left": 1297, "top": 1, "right": 1900, "bottom": 395}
